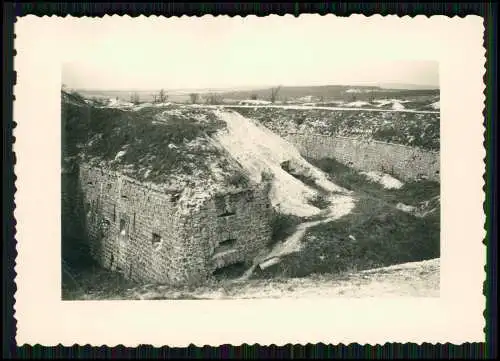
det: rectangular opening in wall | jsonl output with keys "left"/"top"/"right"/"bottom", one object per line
{"left": 119, "top": 218, "right": 127, "bottom": 236}
{"left": 113, "top": 205, "right": 116, "bottom": 222}
{"left": 214, "top": 238, "right": 237, "bottom": 254}
{"left": 100, "top": 219, "right": 111, "bottom": 237}
{"left": 133, "top": 213, "right": 136, "bottom": 232}
{"left": 151, "top": 233, "right": 162, "bottom": 247}
{"left": 90, "top": 200, "right": 96, "bottom": 222}
{"left": 217, "top": 210, "right": 236, "bottom": 217}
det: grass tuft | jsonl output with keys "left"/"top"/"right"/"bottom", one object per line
{"left": 268, "top": 211, "right": 302, "bottom": 247}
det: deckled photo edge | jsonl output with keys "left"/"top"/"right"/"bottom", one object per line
{"left": 12, "top": 13, "right": 487, "bottom": 347}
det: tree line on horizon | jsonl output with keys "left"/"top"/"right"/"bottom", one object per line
{"left": 127, "top": 85, "right": 284, "bottom": 106}
{"left": 70, "top": 83, "right": 435, "bottom": 106}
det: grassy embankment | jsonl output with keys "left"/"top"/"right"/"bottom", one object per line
{"left": 255, "top": 157, "right": 440, "bottom": 279}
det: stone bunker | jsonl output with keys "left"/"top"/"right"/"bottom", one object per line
{"left": 78, "top": 165, "right": 272, "bottom": 285}
{"left": 61, "top": 91, "right": 273, "bottom": 286}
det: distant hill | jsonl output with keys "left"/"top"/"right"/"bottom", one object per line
{"left": 73, "top": 84, "right": 440, "bottom": 104}
{"left": 378, "top": 83, "right": 439, "bottom": 90}
{"left": 219, "top": 85, "right": 439, "bottom": 102}
{"left": 220, "top": 85, "right": 371, "bottom": 101}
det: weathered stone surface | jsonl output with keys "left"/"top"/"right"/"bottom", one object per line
{"left": 69, "top": 163, "right": 272, "bottom": 286}
{"left": 285, "top": 134, "right": 440, "bottom": 182}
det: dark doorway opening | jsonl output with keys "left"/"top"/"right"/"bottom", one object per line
{"left": 212, "top": 262, "right": 246, "bottom": 280}
{"left": 217, "top": 210, "right": 236, "bottom": 217}
{"left": 152, "top": 233, "right": 162, "bottom": 247}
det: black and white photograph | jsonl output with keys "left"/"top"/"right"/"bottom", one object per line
{"left": 14, "top": 13, "right": 487, "bottom": 346}
{"left": 60, "top": 18, "right": 441, "bottom": 300}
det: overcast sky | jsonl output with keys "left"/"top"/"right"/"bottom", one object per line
{"left": 61, "top": 15, "right": 439, "bottom": 90}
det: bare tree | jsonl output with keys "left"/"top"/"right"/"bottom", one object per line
{"left": 189, "top": 93, "right": 200, "bottom": 104}
{"left": 152, "top": 94, "right": 158, "bottom": 104}
{"left": 270, "top": 86, "right": 282, "bottom": 103}
{"left": 130, "top": 92, "right": 140, "bottom": 105}
{"left": 158, "top": 89, "right": 168, "bottom": 103}
{"left": 205, "top": 93, "right": 223, "bottom": 105}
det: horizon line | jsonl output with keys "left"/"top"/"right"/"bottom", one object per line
{"left": 67, "top": 82, "right": 440, "bottom": 92}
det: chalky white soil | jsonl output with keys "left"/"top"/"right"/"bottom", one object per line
{"left": 360, "top": 171, "right": 404, "bottom": 189}
{"left": 345, "top": 100, "right": 371, "bottom": 108}
{"left": 431, "top": 101, "right": 440, "bottom": 110}
{"left": 392, "top": 101, "right": 406, "bottom": 110}
{"left": 214, "top": 109, "right": 353, "bottom": 218}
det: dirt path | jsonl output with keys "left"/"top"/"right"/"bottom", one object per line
{"left": 238, "top": 194, "right": 355, "bottom": 281}
{"left": 209, "top": 109, "right": 360, "bottom": 280}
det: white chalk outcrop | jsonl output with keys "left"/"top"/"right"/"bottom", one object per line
{"left": 214, "top": 110, "right": 353, "bottom": 217}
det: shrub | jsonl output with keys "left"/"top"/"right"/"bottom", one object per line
{"left": 280, "top": 160, "right": 325, "bottom": 193}
{"left": 227, "top": 172, "right": 250, "bottom": 188}
{"left": 308, "top": 193, "right": 330, "bottom": 209}
{"left": 269, "top": 212, "right": 302, "bottom": 246}
{"left": 261, "top": 170, "right": 275, "bottom": 181}
{"left": 189, "top": 93, "right": 199, "bottom": 104}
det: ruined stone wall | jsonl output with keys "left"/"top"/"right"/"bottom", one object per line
{"left": 181, "top": 185, "right": 273, "bottom": 284}
{"left": 78, "top": 165, "right": 187, "bottom": 284}
{"left": 74, "top": 164, "right": 272, "bottom": 285}
{"left": 61, "top": 163, "right": 91, "bottom": 264}
{"left": 284, "top": 134, "right": 440, "bottom": 182}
